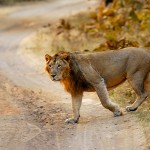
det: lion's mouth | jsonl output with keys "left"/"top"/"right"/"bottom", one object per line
{"left": 51, "top": 77, "right": 61, "bottom": 81}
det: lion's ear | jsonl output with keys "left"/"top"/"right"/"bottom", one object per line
{"left": 45, "top": 54, "right": 51, "bottom": 62}
{"left": 61, "top": 52, "right": 70, "bottom": 62}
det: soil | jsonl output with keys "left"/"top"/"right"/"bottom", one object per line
{"left": 0, "top": 0, "right": 148, "bottom": 150}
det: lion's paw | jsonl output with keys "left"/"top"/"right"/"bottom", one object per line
{"left": 126, "top": 106, "right": 137, "bottom": 112}
{"left": 65, "top": 118, "right": 79, "bottom": 124}
{"left": 113, "top": 109, "right": 123, "bottom": 117}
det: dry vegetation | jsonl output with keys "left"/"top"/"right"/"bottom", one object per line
{"left": 23, "top": 0, "right": 150, "bottom": 148}
{"left": 25, "top": 0, "right": 150, "bottom": 55}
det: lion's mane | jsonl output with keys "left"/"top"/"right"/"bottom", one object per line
{"left": 60, "top": 54, "right": 94, "bottom": 96}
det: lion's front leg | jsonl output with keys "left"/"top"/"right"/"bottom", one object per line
{"left": 95, "top": 78, "right": 123, "bottom": 117}
{"left": 65, "top": 93, "right": 83, "bottom": 124}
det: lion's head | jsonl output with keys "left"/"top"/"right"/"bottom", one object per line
{"left": 45, "top": 52, "right": 70, "bottom": 81}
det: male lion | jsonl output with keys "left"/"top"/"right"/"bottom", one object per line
{"left": 45, "top": 47, "right": 150, "bottom": 123}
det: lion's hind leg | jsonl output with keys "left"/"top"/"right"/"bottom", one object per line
{"left": 126, "top": 72, "right": 148, "bottom": 111}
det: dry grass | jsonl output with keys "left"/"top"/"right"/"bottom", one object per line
{"left": 22, "top": 12, "right": 107, "bottom": 57}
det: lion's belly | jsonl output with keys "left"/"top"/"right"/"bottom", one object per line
{"left": 103, "top": 71, "right": 127, "bottom": 89}
{"left": 84, "top": 73, "right": 127, "bottom": 92}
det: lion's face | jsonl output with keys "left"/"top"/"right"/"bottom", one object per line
{"left": 45, "top": 53, "right": 70, "bottom": 81}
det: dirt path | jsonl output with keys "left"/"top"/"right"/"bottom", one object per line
{"left": 0, "top": 0, "right": 147, "bottom": 150}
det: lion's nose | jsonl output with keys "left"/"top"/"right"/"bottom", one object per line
{"left": 51, "top": 74, "right": 56, "bottom": 78}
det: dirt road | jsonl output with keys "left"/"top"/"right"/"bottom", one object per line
{"left": 0, "top": 0, "right": 147, "bottom": 150}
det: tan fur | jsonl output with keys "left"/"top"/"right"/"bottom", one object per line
{"left": 45, "top": 47, "right": 150, "bottom": 123}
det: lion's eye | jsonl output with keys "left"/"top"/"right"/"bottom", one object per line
{"left": 49, "top": 64, "right": 52, "bottom": 68}
{"left": 57, "top": 64, "right": 61, "bottom": 68}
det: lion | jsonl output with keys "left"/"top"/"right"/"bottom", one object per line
{"left": 45, "top": 47, "right": 150, "bottom": 123}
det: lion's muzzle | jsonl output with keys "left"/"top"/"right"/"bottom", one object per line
{"left": 51, "top": 74, "right": 57, "bottom": 81}
{"left": 51, "top": 74, "right": 61, "bottom": 81}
